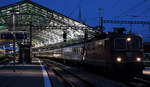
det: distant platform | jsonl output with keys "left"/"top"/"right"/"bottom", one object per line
{"left": 143, "top": 67, "right": 150, "bottom": 75}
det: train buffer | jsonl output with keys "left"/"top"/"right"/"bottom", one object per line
{"left": 0, "top": 58, "right": 52, "bottom": 87}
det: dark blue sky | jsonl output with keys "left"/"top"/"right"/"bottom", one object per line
{"left": 33, "top": 0, "right": 150, "bottom": 25}
{"left": 0, "top": 0, "right": 150, "bottom": 41}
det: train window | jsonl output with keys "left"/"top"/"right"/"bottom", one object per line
{"left": 129, "top": 38, "right": 141, "bottom": 49}
{"left": 114, "top": 38, "right": 126, "bottom": 49}
{"left": 73, "top": 48, "right": 75, "bottom": 54}
{"left": 76, "top": 48, "right": 78, "bottom": 54}
{"left": 77, "top": 48, "right": 79, "bottom": 54}
{"left": 75, "top": 48, "right": 77, "bottom": 54}
{"left": 79, "top": 48, "right": 81, "bottom": 55}
{"left": 105, "top": 40, "right": 109, "bottom": 48}
{"left": 93, "top": 43, "right": 96, "bottom": 50}
{"left": 80, "top": 48, "right": 83, "bottom": 55}
{"left": 87, "top": 43, "right": 90, "bottom": 50}
{"left": 89, "top": 43, "right": 95, "bottom": 50}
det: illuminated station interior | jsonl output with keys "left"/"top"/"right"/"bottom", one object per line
{"left": 0, "top": 0, "right": 150, "bottom": 87}
{"left": 0, "top": 0, "right": 98, "bottom": 56}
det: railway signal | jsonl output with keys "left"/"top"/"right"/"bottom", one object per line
{"left": 63, "top": 30, "right": 67, "bottom": 42}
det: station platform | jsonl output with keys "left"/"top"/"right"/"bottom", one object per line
{"left": 0, "top": 59, "right": 52, "bottom": 87}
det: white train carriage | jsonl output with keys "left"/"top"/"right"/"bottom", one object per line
{"left": 62, "top": 44, "right": 84, "bottom": 62}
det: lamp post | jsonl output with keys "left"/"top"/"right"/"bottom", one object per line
{"left": 11, "top": 9, "right": 19, "bottom": 72}
{"left": 12, "top": 12, "right": 16, "bottom": 72}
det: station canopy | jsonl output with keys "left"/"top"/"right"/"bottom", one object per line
{"left": 0, "top": 0, "right": 99, "bottom": 49}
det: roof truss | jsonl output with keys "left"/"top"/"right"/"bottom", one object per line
{"left": 0, "top": 0, "right": 99, "bottom": 48}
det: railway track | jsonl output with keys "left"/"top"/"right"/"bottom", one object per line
{"left": 52, "top": 67, "right": 95, "bottom": 87}
{"left": 0, "top": 57, "right": 11, "bottom": 65}
{"left": 123, "top": 75, "right": 150, "bottom": 87}
{"left": 44, "top": 59, "right": 96, "bottom": 87}
{"left": 43, "top": 59, "right": 150, "bottom": 87}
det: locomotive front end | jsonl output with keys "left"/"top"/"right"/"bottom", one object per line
{"left": 111, "top": 35, "right": 144, "bottom": 75}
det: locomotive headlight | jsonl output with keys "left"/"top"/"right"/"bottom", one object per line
{"left": 127, "top": 37, "right": 131, "bottom": 42}
{"left": 136, "top": 57, "right": 141, "bottom": 62}
{"left": 116, "top": 57, "right": 122, "bottom": 62}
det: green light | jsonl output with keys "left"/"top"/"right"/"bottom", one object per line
{"left": 0, "top": 26, "right": 7, "bottom": 30}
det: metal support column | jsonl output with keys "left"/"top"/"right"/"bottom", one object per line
{"left": 12, "top": 11, "right": 16, "bottom": 72}
{"left": 100, "top": 17, "right": 103, "bottom": 31}
{"left": 29, "top": 22, "right": 32, "bottom": 63}
{"left": 82, "top": 29, "right": 88, "bottom": 63}
{"left": 30, "top": 22, "right": 32, "bottom": 46}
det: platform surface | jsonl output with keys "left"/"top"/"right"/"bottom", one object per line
{"left": 0, "top": 59, "right": 51, "bottom": 87}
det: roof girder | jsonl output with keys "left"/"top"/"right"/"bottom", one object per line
{"left": 0, "top": 0, "right": 97, "bottom": 48}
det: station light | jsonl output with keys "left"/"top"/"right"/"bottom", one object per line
{"left": 116, "top": 57, "right": 122, "bottom": 62}
{"left": 136, "top": 57, "right": 141, "bottom": 62}
{"left": 126, "top": 37, "right": 131, "bottom": 42}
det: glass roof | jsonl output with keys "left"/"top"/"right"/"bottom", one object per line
{"left": 0, "top": 0, "right": 99, "bottom": 49}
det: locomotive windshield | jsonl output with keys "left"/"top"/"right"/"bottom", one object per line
{"left": 114, "top": 38, "right": 126, "bottom": 49}
{"left": 114, "top": 36, "right": 142, "bottom": 49}
{"left": 128, "top": 38, "right": 141, "bottom": 49}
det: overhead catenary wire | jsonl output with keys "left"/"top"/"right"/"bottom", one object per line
{"left": 143, "top": 8, "right": 150, "bottom": 15}
{"left": 110, "top": 0, "right": 120, "bottom": 9}
{"left": 118, "top": 0, "right": 148, "bottom": 18}
{"left": 139, "top": 7, "right": 150, "bottom": 16}
{"left": 68, "top": 0, "right": 83, "bottom": 17}
{"left": 134, "top": 0, "right": 150, "bottom": 16}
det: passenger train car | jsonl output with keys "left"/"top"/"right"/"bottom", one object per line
{"left": 37, "top": 29, "right": 144, "bottom": 76}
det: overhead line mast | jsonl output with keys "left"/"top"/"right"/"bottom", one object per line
{"left": 103, "top": 20, "right": 150, "bottom": 24}
{"left": 118, "top": 0, "right": 148, "bottom": 18}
